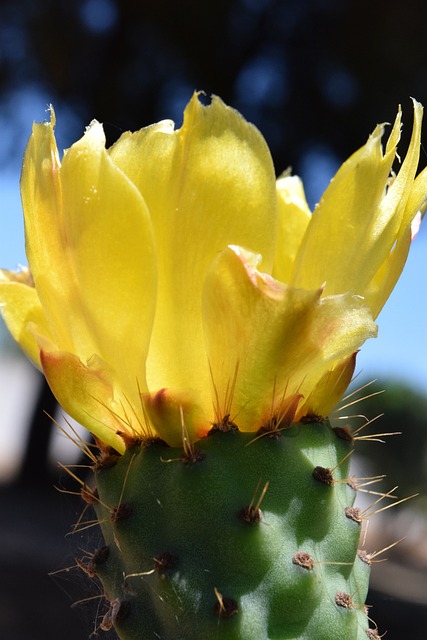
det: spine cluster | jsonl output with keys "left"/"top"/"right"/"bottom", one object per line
{"left": 71, "top": 421, "right": 387, "bottom": 639}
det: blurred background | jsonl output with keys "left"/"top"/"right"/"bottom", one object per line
{"left": 0, "top": 0, "right": 426, "bottom": 638}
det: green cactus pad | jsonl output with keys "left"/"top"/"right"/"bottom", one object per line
{"left": 92, "top": 421, "right": 372, "bottom": 639}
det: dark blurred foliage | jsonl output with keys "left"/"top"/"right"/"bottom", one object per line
{"left": 345, "top": 379, "right": 427, "bottom": 502}
{"left": 2, "top": 0, "right": 427, "bottom": 200}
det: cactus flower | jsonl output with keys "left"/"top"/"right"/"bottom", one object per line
{"left": 0, "top": 95, "right": 426, "bottom": 453}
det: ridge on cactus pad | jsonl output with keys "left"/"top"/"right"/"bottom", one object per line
{"left": 0, "top": 93, "right": 426, "bottom": 639}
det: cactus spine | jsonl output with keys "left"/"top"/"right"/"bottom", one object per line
{"left": 78, "top": 419, "right": 376, "bottom": 639}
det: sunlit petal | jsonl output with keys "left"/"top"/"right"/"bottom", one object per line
{"left": 290, "top": 109, "right": 403, "bottom": 296}
{"left": 59, "top": 120, "right": 157, "bottom": 398}
{"left": 0, "top": 269, "right": 51, "bottom": 366}
{"left": 143, "top": 388, "right": 207, "bottom": 446}
{"left": 363, "top": 227, "right": 412, "bottom": 318}
{"left": 273, "top": 174, "right": 311, "bottom": 283}
{"left": 297, "top": 353, "right": 357, "bottom": 420}
{"left": 203, "top": 246, "right": 377, "bottom": 430}
{"left": 376, "top": 100, "right": 423, "bottom": 240}
{"left": 21, "top": 111, "right": 157, "bottom": 403}
{"left": 20, "top": 107, "right": 72, "bottom": 351}
{"left": 1, "top": 96, "right": 423, "bottom": 450}
{"left": 40, "top": 348, "right": 127, "bottom": 453}
{"left": 109, "top": 93, "right": 277, "bottom": 412}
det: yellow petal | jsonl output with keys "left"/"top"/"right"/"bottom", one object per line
{"left": 4, "top": 96, "right": 423, "bottom": 453}
{"left": 40, "top": 348, "right": 126, "bottom": 453}
{"left": 59, "top": 121, "right": 157, "bottom": 396}
{"left": 109, "top": 93, "right": 277, "bottom": 415}
{"left": 376, "top": 100, "right": 423, "bottom": 239}
{"left": 143, "top": 388, "right": 207, "bottom": 446}
{"left": 21, "top": 112, "right": 157, "bottom": 400}
{"left": 296, "top": 352, "right": 357, "bottom": 420}
{"left": 363, "top": 226, "right": 411, "bottom": 318}
{"left": 203, "top": 246, "right": 377, "bottom": 431}
{"left": 272, "top": 174, "right": 311, "bottom": 283}
{"left": 291, "top": 108, "right": 403, "bottom": 296}
{"left": 20, "top": 108, "right": 71, "bottom": 350}
{"left": 364, "top": 155, "right": 427, "bottom": 318}
{"left": 402, "top": 164, "right": 427, "bottom": 226}
{"left": 0, "top": 269, "right": 51, "bottom": 366}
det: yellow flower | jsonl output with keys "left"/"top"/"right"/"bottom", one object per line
{"left": 0, "top": 95, "right": 425, "bottom": 453}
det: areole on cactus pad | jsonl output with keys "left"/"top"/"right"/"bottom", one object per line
{"left": 0, "top": 93, "right": 426, "bottom": 639}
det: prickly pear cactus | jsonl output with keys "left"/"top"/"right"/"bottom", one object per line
{"left": 0, "top": 93, "right": 426, "bottom": 640}
{"left": 90, "top": 423, "right": 371, "bottom": 640}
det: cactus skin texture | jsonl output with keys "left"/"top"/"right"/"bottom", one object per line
{"left": 91, "top": 420, "right": 372, "bottom": 640}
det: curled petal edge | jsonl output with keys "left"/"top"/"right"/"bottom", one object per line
{"left": 296, "top": 352, "right": 358, "bottom": 420}
{"left": 143, "top": 388, "right": 209, "bottom": 446}
{"left": 204, "top": 245, "right": 377, "bottom": 433}
{"left": 40, "top": 349, "right": 127, "bottom": 453}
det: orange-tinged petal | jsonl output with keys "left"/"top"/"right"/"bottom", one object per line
{"left": 203, "top": 246, "right": 377, "bottom": 431}
{"left": 109, "top": 93, "right": 277, "bottom": 415}
{"left": 2, "top": 96, "right": 424, "bottom": 451}
{"left": 21, "top": 112, "right": 157, "bottom": 403}
{"left": 143, "top": 388, "right": 207, "bottom": 446}
{"left": 40, "top": 348, "right": 127, "bottom": 453}
{"left": 296, "top": 352, "right": 357, "bottom": 420}
{"left": 59, "top": 121, "right": 157, "bottom": 398}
